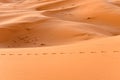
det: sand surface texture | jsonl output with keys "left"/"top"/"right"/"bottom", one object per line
{"left": 0, "top": 0, "right": 120, "bottom": 80}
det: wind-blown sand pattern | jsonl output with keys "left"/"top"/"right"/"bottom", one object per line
{"left": 0, "top": 0, "right": 120, "bottom": 80}
{"left": 1, "top": 0, "right": 120, "bottom": 47}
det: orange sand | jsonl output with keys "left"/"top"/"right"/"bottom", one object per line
{"left": 0, "top": 0, "right": 120, "bottom": 80}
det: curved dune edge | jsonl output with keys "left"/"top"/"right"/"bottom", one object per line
{"left": 0, "top": 34, "right": 120, "bottom": 80}
{"left": 0, "top": 34, "right": 120, "bottom": 51}
{"left": 0, "top": 0, "right": 120, "bottom": 47}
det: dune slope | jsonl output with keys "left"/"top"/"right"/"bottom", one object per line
{"left": 0, "top": 0, "right": 120, "bottom": 80}
{"left": 0, "top": 0, "right": 120, "bottom": 47}
{"left": 0, "top": 34, "right": 120, "bottom": 80}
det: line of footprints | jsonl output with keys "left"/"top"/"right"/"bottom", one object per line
{"left": 0, "top": 50, "right": 119, "bottom": 56}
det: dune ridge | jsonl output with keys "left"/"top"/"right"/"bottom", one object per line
{"left": 0, "top": 0, "right": 120, "bottom": 48}
{"left": 1, "top": 0, "right": 120, "bottom": 80}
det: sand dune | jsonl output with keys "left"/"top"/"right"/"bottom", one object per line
{"left": 0, "top": 0, "right": 120, "bottom": 80}
{"left": 0, "top": 0, "right": 120, "bottom": 47}
{"left": 0, "top": 33, "right": 120, "bottom": 80}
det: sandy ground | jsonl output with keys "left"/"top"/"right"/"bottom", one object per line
{"left": 0, "top": 0, "right": 120, "bottom": 80}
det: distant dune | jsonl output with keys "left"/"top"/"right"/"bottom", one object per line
{"left": 0, "top": 0, "right": 120, "bottom": 47}
{"left": 0, "top": 0, "right": 120, "bottom": 80}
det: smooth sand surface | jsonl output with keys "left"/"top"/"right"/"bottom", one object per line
{"left": 0, "top": 0, "right": 120, "bottom": 80}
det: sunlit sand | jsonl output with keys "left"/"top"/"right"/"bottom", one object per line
{"left": 0, "top": 0, "right": 120, "bottom": 80}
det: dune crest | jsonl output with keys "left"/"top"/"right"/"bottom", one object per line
{"left": 0, "top": 0, "right": 120, "bottom": 48}
{"left": 1, "top": 0, "right": 120, "bottom": 80}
